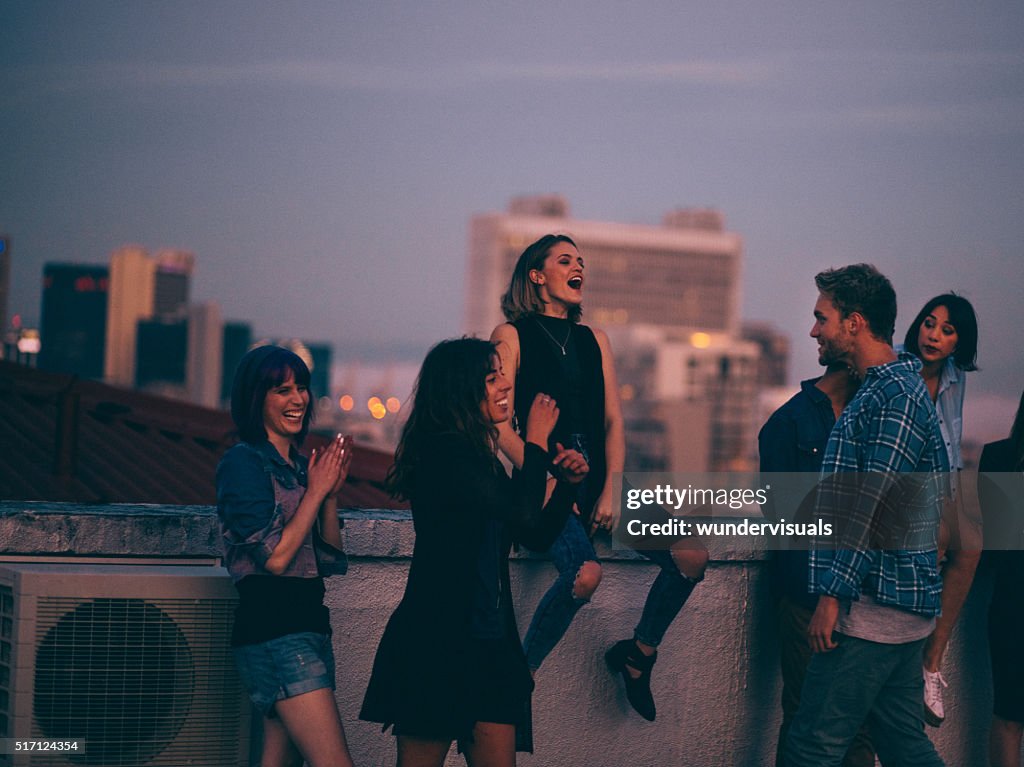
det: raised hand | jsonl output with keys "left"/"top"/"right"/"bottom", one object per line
{"left": 330, "top": 434, "right": 354, "bottom": 496}
{"left": 308, "top": 436, "right": 344, "bottom": 500}
{"left": 551, "top": 442, "right": 589, "bottom": 485}
{"left": 525, "top": 392, "right": 559, "bottom": 450}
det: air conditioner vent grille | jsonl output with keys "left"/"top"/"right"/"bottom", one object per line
{"left": 29, "top": 596, "right": 243, "bottom": 767}
{"left": 0, "top": 585, "right": 12, "bottom": 741}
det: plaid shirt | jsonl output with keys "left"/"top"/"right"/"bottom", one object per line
{"left": 809, "top": 353, "right": 949, "bottom": 616}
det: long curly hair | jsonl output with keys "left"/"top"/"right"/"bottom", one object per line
{"left": 387, "top": 338, "right": 499, "bottom": 500}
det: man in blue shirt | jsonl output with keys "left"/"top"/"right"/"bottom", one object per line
{"left": 759, "top": 362, "right": 872, "bottom": 767}
{"left": 786, "top": 264, "right": 947, "bottom": 767}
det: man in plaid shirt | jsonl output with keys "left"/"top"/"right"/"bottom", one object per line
{"left": 786, "top": 264, "right": 947, "bottom": 767}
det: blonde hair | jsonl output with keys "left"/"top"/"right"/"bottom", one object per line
{"left": 500, "top": 234, "right": 582, "bottom": 323}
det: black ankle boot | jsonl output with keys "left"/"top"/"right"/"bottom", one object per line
{"left": 605, "top": 638, "right": 657, "bottom": 721}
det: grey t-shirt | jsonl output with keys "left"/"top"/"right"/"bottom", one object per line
{"left": 837, "top": 593, "right": 935, "bottom": 644}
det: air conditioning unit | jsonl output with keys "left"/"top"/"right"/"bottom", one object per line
{"left": 0, "top": 563, "right": 250, "bottom": 767}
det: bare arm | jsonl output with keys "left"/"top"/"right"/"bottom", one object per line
{"left": 591, "top": 327, "right": 626, "bottom": 531}
{"left": 491, "top": 322, "right": 527, "bottom": 470}
{"left": 265, "top": 439, "right": 344, "bottom": 575}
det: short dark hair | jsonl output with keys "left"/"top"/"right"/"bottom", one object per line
{"left": 501, "top": 234, "right": 582, "bottom": 323}
{"left": 815, "top": 263, "right": 897, "bottom": 345}
{"left": 229, "top": 345, "right": 313, "bottom": 444}
{"left": 903, "top": 293, "right": 979, "bottom": 372}
{"left": 387, "top": 338, "right": 497, "bottom": 500}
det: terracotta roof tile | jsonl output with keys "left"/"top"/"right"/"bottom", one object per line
{"left": 0, "top": 360, "right": 404, "bottom": 509}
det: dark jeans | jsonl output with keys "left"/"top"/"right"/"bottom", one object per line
{"left": 523, "top": 513, "right": 597, "bottom": 671}
{"left": 786, "top": 632, "right": 944, "bottom": 767}
{"left": 775, "top": 597, "right": 874, "bottom": 767}
{"left": 632, "top": 547, "right": 701, "bottom": 648}
{"left": 523, "top": 518, "right": 701, "bottom": 670}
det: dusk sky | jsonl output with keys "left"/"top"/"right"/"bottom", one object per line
{"left": 2, "top": 1, "right": 1022, "bottom": 441}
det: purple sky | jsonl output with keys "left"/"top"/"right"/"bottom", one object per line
{"left": 2, "top": 1, "right": 1022, "bottom": 442}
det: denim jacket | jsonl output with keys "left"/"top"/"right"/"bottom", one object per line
{"left": 216, "top": 440, "right": 348, "bottom": 583}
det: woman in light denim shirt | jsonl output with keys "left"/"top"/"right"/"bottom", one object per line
{"left": 903, "top": 293, "right": 980, "bottom": 728}
{"left": 217, "top": 345, "right": 355, "bottom": 767}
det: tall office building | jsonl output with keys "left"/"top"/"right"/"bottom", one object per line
{"left": 134, "top": 302, "right": 223, "bottom": 408}
{"left": 464, "top": 195, "right": 743, "bottom": 338}
{"left": 105, "top": 245, "right": 156, "bottom": 386}
{"left": 105, "top": 246, "right": 195, "bottom": 386}
{"left": 464, "top": 196, "right": 754, "bottom": 472}
{"left": 610, "top": 326, "right": 760, "bottom": 472}
{"left": 0, "top": 236, "right": 10, "bottom": 334}
{"left": 740, "top": 321, "right": 789, "bottom": 388}
{"left": 38, "top": 263, "right": 109, "bottom": 378}
{"left": 186, "top": 302, "right": 223, "bottom": 409}
{"left": 136, "top": 317, "right": 187, "bottom": 393}
{"left": 154, "top": 249, "right": 195, "bottom": 315}
{"left": 221, "top": 322, "right": 253, "bottom": 406}
{"left": 307, "top": 343, "right": 332, "bottom": 405}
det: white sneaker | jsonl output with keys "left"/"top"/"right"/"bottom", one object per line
{"left": 923, "top": 668, "right": 947, "bottom": 726}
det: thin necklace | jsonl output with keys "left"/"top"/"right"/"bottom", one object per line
{"left": 534, "top": 316, "right": 571, "bottom": 356}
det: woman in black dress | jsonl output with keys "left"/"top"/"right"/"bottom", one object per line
{"left": 360, "top": 338, "right": 587, "bottom": 766}
{"left": 979, "top": 388, "right": 1024, "bottom": 766}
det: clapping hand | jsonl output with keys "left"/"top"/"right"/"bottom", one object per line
{"left": 309, "top": 434, "right": 353, "bottom": 499}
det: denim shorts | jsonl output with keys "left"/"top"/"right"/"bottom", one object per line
{"left": 233, "top": 632, "right": 336, "bottom": 717}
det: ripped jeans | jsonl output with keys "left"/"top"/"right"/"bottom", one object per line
{"left": 523, "top": 512, "right": 598, "bottom": 671}
{"left": 523, "top": 433, "right": 701, "bottom": 669}
{"left": 522, "top": 518, "right": 702, "bottom": 670}
{"left": 632, "top": 547, "right": 702, "bottom": 648}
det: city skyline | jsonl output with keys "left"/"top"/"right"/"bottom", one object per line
{"left": 2, "top": 2, "right": 1022, "bottom": 442}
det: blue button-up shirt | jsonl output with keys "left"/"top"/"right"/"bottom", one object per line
{"left": 758, "top": 377, "right": 837, "bottom": 610}
{"left": 216, "top": 440, "right": 347, "bottom": 583}
{"left": 809, "top": 353, "right": 949, "bottom": 617}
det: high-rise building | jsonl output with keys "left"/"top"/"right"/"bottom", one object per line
{"left": 0, "top": 236, "right": 10, "bottom": 333}
{"left": 105, "top": 245, "right": 155, "bottom": 386}
{"left": 463, "top": 196, "right": 754, "bottom": 472}
{"left": 741, "top": 321, "right": 790, "bottom": 389}
{"left": 134, "top": 302, "right": 223, "bottom": 408}
{"left": 610, "top": 325, "right": 761, "bottom": 472}
{"left": 464, "top": 195, "right": 743, "bottom": 338}
{"left": 105, "top": 246, "right": 195, "bottom": 386}
{"left": 38, "top": 263, "right": 109, "bottom": 378}
{"left": 307, "top": 343, "right": 332, "bottom": 405}
{"left": 154, "top": 249, "right": 195, "bottom": 315}
{"left": 186, "top": 302, "right": 223, "bottom": 409}
{"left": 136, "top": 316, "right": 187, "bottom": 393}
{"left": 221, "top": 322, "right": 253, "bottom": 406}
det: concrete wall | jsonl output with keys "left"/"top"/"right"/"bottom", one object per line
{"left": 0, "top": 503, "right": 996, "bottom": 766}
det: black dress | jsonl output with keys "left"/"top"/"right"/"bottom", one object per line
{"left": 359, "top": 433, "right": 575, "bottom": 749}
{"left": 512, "top": 316, "right": 606, "bottom": 521}
{"left": 979, "top": 439, "right": 1024, "bottom": 722}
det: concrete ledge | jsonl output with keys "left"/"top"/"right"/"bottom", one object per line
{"left": 0, "top": 501, "right": 771, "bottom": 562}
{"left": 0, "top": 503, "right": 995, "bottom": 766}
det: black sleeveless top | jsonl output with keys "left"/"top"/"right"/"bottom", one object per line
{"left": 512, "top": 316, "right": 607, "bottom": 519}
